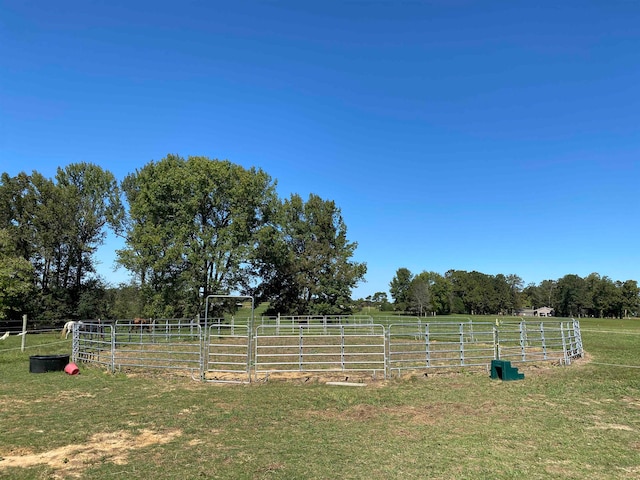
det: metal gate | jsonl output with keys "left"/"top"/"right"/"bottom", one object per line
{"left": 204, "top": 323, "right": 251, "bottom": 383}
{"left": 73, "top": 322, "right": 114, "bottom": 371}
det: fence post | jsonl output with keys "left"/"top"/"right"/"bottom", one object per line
{"left": 110, "top": 325, "right": 116, "bottom": 373}
{"left": 560, "top": 322, "right": 569, "bottom": 365}
{"left": 340, "top": 324, "right": 345, "bottom": 370}
{"left": 71, "top": 323, "right": 80, "bottom": 362}
{"left": 540, "top": 322, "right": 547, "bottom": 360}
{"left": 425, "top": 324, "right": 430, "bottom": 367}
{"left": 20, "top": 314, "right": 27, "bottom": 352}
{"left": 298, "top": 326, "right": 304, "bottom": 371}
{"left": 459, "top": 323, "right": 465, "bottom": 366}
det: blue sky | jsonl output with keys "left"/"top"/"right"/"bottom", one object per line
{"left": 1, "top": 1, "right": 639, "bottom": 298}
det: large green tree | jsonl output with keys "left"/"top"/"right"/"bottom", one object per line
{"left": 118, "top": 155, "right": 277, "bottom": 318}
{"left": 256, "top": 193, "right": 366, "bottom": 315}
{"left": 389, "top": 267, "right": 413, "bottom": 311}
{"left": 549, "top": 274, "right": 587, "bottom": 317}
{"left": 55, "top": 163, "right": 124, "bottom": 291}
{"left": 0, "top": 228, "right": 34, "bottom": 319}
{"left": 407, "top": 272, "right": 431, "bottom": 316}
{"left": 619, "top": 280, "right": 639, "bottom": 318}
{"left": 0, "top": 165, "right": 122, "bottom": 320}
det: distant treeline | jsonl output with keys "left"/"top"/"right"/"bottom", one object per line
{"left": 372, "top": 268, "right": 639, "bottom": 318}
{"left": 0, "top": 156, "right": 365, "bottom": 323}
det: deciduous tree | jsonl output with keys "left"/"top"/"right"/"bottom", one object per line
{"left": 257, "top": 193, "right": 366, "bottom": 315}
{"left": 118, "top": 155, "right": 277, "bottom": 317}
{"left": 389, "top": 268, "right": 413, "bottom": 312}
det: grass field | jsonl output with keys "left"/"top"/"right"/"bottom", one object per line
{"left": 0, "top": 317, "right": 638, "bottom": 479}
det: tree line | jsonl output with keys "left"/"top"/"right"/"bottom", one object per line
{"left": 386, "top": 268, "right": 640, "bottom": 318}
{"left": 0, "top": 155, "right": 366, "bottom": 323}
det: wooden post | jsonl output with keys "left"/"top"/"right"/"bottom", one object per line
{"left": 20, "top": 314, "right": 27, "bottom": 352}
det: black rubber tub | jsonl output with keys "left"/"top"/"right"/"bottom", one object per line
{"left": 29, "top": 354, "right": 70, "bottom": 373}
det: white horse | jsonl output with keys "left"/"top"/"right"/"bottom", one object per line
{"left": 61, "top": 321, "right": 83, "bottom": 339}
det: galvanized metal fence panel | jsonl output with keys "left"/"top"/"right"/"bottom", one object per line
{"left": 73, "top": 322, "right": 114, "bottom": 371}
{"left": 72, "top": 317, "right": 583, "bottom": 381}
{"left": 204, "top": 323, "right": 251, "bottom": 383}
{"left": 388, "top": 322, "right": 496, "bottom": 375}
{"left": 496, "top": 320, "right": 582, "bottom": 365}
{"left": 254, "top": 324, "right": 386, "bottom": 379}
{"left": 111, "top": 320, "right": 202, "bottom": 374}
{"left": 565, "top": 319, "right": 583, "bottom": 362}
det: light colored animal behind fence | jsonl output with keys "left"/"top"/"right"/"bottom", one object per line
{"left": 61, "top": 321, "right": 83, "bottom": 339}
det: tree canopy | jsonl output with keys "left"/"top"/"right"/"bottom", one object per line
{"left": 387, "top": 267, "right": 639, "bottom": 318}
{"left": 0, "top": 164, "right": 122, "bottom": 321}
{"left": 117, "top": 154, "right": 278, "bottom": 318}
{"left": 256, "top": 193, "right": 367, "bottom": 315}
{"left": 2, "top": 156, "right": 637, "bottom": 322}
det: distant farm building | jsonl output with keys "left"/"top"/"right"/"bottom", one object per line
{"left": 516, "top": 307, "right": 555, "bottom": 317}
{"left": 534, "top": 306, "right": 554, "bottom": 317}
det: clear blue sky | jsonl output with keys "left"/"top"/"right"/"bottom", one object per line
{"left": 1, "top": 1, "right": 639, "bottom": 298}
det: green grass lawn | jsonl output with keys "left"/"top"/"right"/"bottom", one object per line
{"left": 1, "top": 318, "right": 638, "bottom": 479}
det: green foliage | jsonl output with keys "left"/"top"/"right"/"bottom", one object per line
{"left": 258, "top": 193, "right": 366, "bottom": 315}
{"left": 390, "top": 267, "right": 638, "bottom": 318}
{"left": 0, "top": 164, "right": 122, "bottom": 321}
{"left": 0, "top": 229, "right": 34, "bottom": 320}
{"left": 118, "top": 155, "right": 277, "bottom": 318}
{"left": 389, "top": 267, "right": 412, "bottom": 311}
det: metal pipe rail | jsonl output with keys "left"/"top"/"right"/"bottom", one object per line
{"left": 72, "top": 318, "right": 583, "bottom": 381}
{"left": 204, "top": 324, "right": 251, "bottom": 383}
{"left": 254, "top": 324, "right": 386, "bottom": 380}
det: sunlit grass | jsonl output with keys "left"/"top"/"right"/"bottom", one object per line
{"left": 0, "top": 318, "right": 638, "bottom": 479}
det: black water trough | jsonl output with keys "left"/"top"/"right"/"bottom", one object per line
{"left": 29, "top": 354, "right": 70, "bottom": 373}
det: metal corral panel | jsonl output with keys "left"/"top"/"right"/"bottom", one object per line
{"left": 496, "top": 320, "right": 583, "bottom": 365}
{"left": 254, "top": 324, "right": 386, "bottom": 379}
{"left": 388, "top": 322, "right": 496, "bottom": 375}
{"left": 72, "top": 317, "right": 583, "bottom": 382}
{"left": 109, "top": 320, "right": 202, "bottom": 375}
{"left": 73, "top": 322, "right": 115, "bottom": 370}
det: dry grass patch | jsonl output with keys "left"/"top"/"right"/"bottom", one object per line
{"left": 0, "top": 429, "right": 181, "bottom": 478}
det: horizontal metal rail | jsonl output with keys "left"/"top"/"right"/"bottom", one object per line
{"left": 254, "top": 324, "right": 386, "bottom": 380}
{"left": 388, "top": 322, "right": 496, "bottom": 374}
{"left": 205, "top": 324, "right": 251, "bottom": 383}
{"left": 73, "top": 318, "right": 583, "bottom": 381}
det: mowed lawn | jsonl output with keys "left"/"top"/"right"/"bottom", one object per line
{"left": 0, "top": 318, "right": 638, "bottom": 479}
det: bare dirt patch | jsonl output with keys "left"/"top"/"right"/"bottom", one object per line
{"left": 0, "top": 428, "right": 181, "bottom": 478}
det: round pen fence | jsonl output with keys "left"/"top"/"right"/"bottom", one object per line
{"left": 253, "top": 324, "right": 387, "bottom": 380}
{"left": 72, "top": 320, "right": 203, "bottom": 378}
{"left": 71, "top": 317, "right": 584, "bottom": 382}
{"left": 386, "top": 319, "right": 582, "bottom": 376}
{"left": 388, "top": 322, "right": 497, "bottom": 373}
